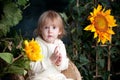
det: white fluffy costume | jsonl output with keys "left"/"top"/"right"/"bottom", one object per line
{"left": 26, "top": 36, "right": 72, "bottom": 80}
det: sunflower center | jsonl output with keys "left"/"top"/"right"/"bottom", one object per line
{"left": 94, "top": 14, "right": 108, "bottom": 32}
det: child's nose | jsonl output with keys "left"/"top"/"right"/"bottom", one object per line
{"left": 48, "top": 26, "right": 53, "bottom": 33}
{"left": 48, "top": 27, "right": 52, "bottom": 33}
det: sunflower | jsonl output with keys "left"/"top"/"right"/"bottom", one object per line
{"left": 84, "top": 4, "right": 117, "bottom": 44}
{"left": 24, "top": 39, "right": 43, "bottom": 61}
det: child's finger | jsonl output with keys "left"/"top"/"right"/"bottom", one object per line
{"left": 54, "top": 46, "right": 58, "bottom": 54}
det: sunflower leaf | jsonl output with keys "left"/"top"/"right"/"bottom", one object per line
{"left": 5, "top": 65, "right": 24, "bottom": 75}
{"left": 0, "top": 53, "right": 13, "bottom": 64}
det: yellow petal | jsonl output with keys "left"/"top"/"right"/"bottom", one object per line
{"left": 97, "top": 38, "right": 100, "bottom": 43}
{"left": 94, "top": 32, "right": 98, "bottom": 38}
{"left": 107, "top": 29, "right": 115, "bottom": 34}
{"left": 84, "top": 25, "right": 92, "bottom": 30}
{"left": 101, "top": 38, "right": 107, "bottom": 44}
{"left": 95, "top": 4, "right": 102, "bottom": 14}
{"left": 24, "top": 40, "right": 29, "bottom": 46}
{"left": 104, "top": 9, "right": 111, "bottom": 15}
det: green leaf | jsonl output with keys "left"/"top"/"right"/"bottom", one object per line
{"left": 0, "top": 23, "right": 8, "bottom": 37}
{"left": 17, "top": 0, "right": 29, "bottom": 6}
{"left": 0, "top": 53, "right": 13, "bottom": 64}
{"left": 4, "top": 3, "right": 22, "bottom": 26}
{"left": 80, "top": 55, "right": 89, "bottom": 65}
{"left": 0, "top": 2, "right": 23, "bottom": 37}
{"left": 60, "top": 12, "right": 68, "bottom": 22}
{"left": 6, "top": 65, "right": 24, "bottom": 75}
{"left": 102, "top": 71, "right": 110, "bottom": 80}
{"left": 13, "top": 57, "right": 30, "bottom": 70}
{"left": 97, "top": 59, "right": 105, "bottom": 68}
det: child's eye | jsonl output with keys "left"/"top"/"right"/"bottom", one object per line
{"left": 53, "top": 26, "right": 56, "bottom": 29}
{"left": 44, "top": 26, "right": 48, "bottom": 29}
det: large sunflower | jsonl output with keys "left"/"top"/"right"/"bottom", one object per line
{"left": 24, "top": 39, "right": 43, "bottom": 61}
{"left": 84, "top": 4, "right": 117, "bottom": 44}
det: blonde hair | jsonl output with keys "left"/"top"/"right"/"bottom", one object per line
{"left": 36, "top": 10, "right": 66, "bottom": 39}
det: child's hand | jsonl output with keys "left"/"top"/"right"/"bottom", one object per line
{"left": 50, "top": 46, "right": 62, "bottom": 66}
{"left": 55, "top": 53, "right": 62, "bottom": 66}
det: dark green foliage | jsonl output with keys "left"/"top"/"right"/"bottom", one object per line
{"left": 0, "top": 32, "right": 30, "bottom": 77}
{"left": 61, "top": 0, "right": 120, "bottom": 80}
{"left": 0, "top": 0, "right": 29, "bottom": 37}
{"left": 0, "top": 0, "right": 30, "bottom": 78}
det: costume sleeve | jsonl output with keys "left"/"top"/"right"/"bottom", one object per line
{"left": 56, "top": 41, "right": 69, "bottom": 71}
{"left": 30, "top": 61, "right": 45, "bottom": 74}
{"left": 29, "top": 37, "right": 47, "bottom": 74}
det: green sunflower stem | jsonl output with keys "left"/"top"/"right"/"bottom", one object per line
{"left": 13, "top": 53, "right": 24, "bottom": 62}
{"left": 95, "top": 42, "right": 98, "bottom": 79}
{"left": 96, "top": 52, "right": 98, "bottom": 79}
{"left": 107, "top": 36, "right": 112, "bottom": 80}
{"left": 108, "top": 43, "right": 111, "bottom": 80}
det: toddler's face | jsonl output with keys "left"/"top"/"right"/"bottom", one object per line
{"left": 41, "top": 21, "right": 61, "bottom": 43}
